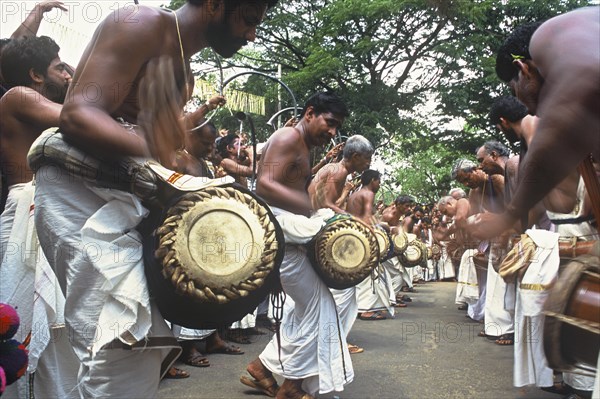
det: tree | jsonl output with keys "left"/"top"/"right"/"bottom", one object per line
{"left": 167, "top": 0, "right": 591, "bottom": 199}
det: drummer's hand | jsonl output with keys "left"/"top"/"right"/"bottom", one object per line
{"left": 284, "top": 117, "right": 298, "bottom": 127}
{"left": 343, "top": 180, "right": 355, "bottom": 192}
{"left": 326, "top": 142, "right": 345, "bottom": 161}
{"left": 466, "top": 211, "right": 517, "bottom": 240}
{"left": 206, "top": 95, "right": 226, "bottom": 111}
{"left": 37, "top": 1, "right": 68, "bottom": 13}
{"left": 137, "top": 56, "right": 186, "bottom": 169}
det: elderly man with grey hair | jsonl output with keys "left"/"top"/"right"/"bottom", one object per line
{"left": 307, "top": 134, "right": 374, "bottom": 356}
{"left": 308, "top": 134, "right": 373, "bottom": 213}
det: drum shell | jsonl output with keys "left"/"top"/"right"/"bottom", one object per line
{"left": 543, "top": 255, "right": 600, "bottom": 373}
{"left": 140, "top": 184, "right": 284, "bottom": 329}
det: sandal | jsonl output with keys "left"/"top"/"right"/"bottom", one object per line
{"left": 394, "top": 301, "right": 407, "bottom": 308}
{"left": 240, "top": 375, "right": 279, "bottom": 397}
{"left": 348, "top": 343, "right": 364, "bottom": 354}
{"left": 183, "top": 351, "right": 210, "bottom": 367}
{"left": 164, "top": 367, "right": 190, "bottom": 379}
{"left": 495, "top": 333, "right": 514, "bottom": 346}
{"left": 206, "top": 342, "right": 245, "bottom": 355}
{"left": 358, "top": 311, "right": 387, "bottom": 321}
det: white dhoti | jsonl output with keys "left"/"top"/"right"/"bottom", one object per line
{"left": 513, "top": 230, "right": 560, "bottom": 388}
{"left": 467, "top": 266, "right": 487, "bottom": 322}
{"left": 330, "top": 287, "right": 358, "bottom": 338}
{"left": 399, "top": 263, "right": 414, "bottom": 289}
{"left": 484, "top": 259, "right": 515, "bottom": 337}
{"left": 382, "top": 257, "right": 403, "bottom": 295}
{"left": 0, "top": 182, "right": 78, "bottom": 398}
{"left": 34, "top": 167, "right": 180, "bottom": 397}
{"left": 231, "top": 311, "right": 257, "bottom": 330}
{"left": 259, "top": 208, "right": 353, "bottom": 395}
{"left": 356, "top": 267, "right": 395, "bottom": 316}
{"left": 455, "top": 249, "right": 479, "bottom": 305}
{"left": 438, "top": 243, "right": 456, "bottom": 280}
{"left": 0, "top": 183, "right": 26, "bottom": 268}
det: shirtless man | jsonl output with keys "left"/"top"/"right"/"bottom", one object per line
{"left": 307, "top": 138, "right": 373, "bottom": 347}
{"left": 0, "top": 35, "right": 77, "bottom": 398}
{"left": 32, "top": 1, "right": 278, "bottom": 396}
{"left": 451, "top": 159, "right": 504, "bottom": 216}
{"left": 489, "top": 96, "right": 579, "bottom": 217}
{"left": 381, "top": 194, "right": 414, "bottom": 233}
{"left": 0, "top": 35, "right": 70, "bottom": 248}
{"left": 472, "top": 7, "right": 600, "bottom": 238}
{"left": 308, "top": 134, "right": 373, "bottom": 214}
{"left": 243, "top": 91, "right": 353, "bottom": 399}
{"left": 346, "top": 169, "right": 380, "bottom": 225}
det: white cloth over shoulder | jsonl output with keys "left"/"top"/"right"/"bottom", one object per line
{"left": 271, "top": 206, "right": 334, "bottom": 244}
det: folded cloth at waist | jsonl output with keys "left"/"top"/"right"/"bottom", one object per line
{"left": 27, "top": 129, "right": 234, "bottom": 199}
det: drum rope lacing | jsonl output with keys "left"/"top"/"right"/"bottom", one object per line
{"left": 155, "top": 187, "right": 279, "bottom": 304}
{"left": 543, "top": 311, "right": 600, "bottom": 335}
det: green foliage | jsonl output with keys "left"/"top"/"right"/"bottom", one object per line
{"left": 168, "top": 0, "right": 592, "bottom": 201}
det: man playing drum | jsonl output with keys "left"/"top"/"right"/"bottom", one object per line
{"left": 308, "top": 138, "right": 374, "bottom": 349}
{"left": 32, "top": 1, "right": 278, "bottom": 396}
{"left": 469, "top": 7, "right": 600, "bottom": 239}
{"left": 242, "top": 91, "right": 354, "bottom": 399}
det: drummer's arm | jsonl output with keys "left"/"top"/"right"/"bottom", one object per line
{"left": 183, "top": 95, "right": 226, "bottom": 129}
{"left": 221, "top": 158, "right": 253, "bottom": 178}
{"left": 256, "top": 130, "right": 311, "bottom": 216}
{"left": 59, "top": 10, "right": 161, "bottom": 160}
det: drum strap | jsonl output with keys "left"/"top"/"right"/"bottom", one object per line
{"left": 270, "top": 291, "right": 286, "bottom": 373}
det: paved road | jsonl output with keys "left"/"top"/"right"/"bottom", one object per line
{"left": 158, "top": 281, "right": 560, "bottom": 398}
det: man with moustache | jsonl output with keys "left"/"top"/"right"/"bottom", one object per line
{"left": 31, "top": 1, "right": 278, "bottom": 397}
{"left": 0, "top": 35, "right": 78, "bottom": 398}
{"left": 242, "top": 91, "right": 354, "bottom": 399}
{"left": 0, "top": 35, "right": 70, "bottom": 250}
{"left": 470, "top": 7, "right": 600, "bottom": 239}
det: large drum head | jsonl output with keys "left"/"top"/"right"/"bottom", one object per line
{"left": 142, "top": 184, "right": 284, "bottom": 329}
{"left": 392, "top": 231, "right": 408, "bottom": 254}
{"left": 311, "top": 215, "right": 379, "bottom": 289}
{"left": 400, "top": 236, "right": 427, "bottom": 268}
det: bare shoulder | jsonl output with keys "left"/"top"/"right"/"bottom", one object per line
{"left": 531, "top": 7, "right": 600, "bottom": 73}
{"left": 0, "top": 86, "right": 55, "bottom": 114}
{"left": 506, "top": 156, "right": 520, "bottom": 174}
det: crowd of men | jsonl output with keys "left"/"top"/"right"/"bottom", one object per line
{"left": 0, "top": 1, "right": 598, "bottom": 398}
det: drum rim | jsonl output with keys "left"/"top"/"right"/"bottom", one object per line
{"left": 154, "top": 184, "right": 281, "bottom": 305}
{"left": 311, "top": 215, "right": 379, "bottom": 289}
{"left": 543, "top": 256, "right": 600, "bottom": 371}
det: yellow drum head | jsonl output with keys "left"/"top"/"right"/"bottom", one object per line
{"left": 392, "top": 231, "right": 408, "bottom": 254}
{"left": 312, "top": 216, "right": 379, "bottom": 289}
{"left": 155, "top": 186, "right": 279, "bottom": 304}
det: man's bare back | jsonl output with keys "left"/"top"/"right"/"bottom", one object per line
{"left": 308, "top": 161, "right": 350, "bottom": 213}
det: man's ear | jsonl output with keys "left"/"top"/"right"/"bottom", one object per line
{"left": 28, "top": 68, "right": 44, "bottom": 84}
{"left": 512, "top": 59, "right": 535, "bottom": 79}
{"left": 304, "top": 106, "right": 314, "bottom": 122}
